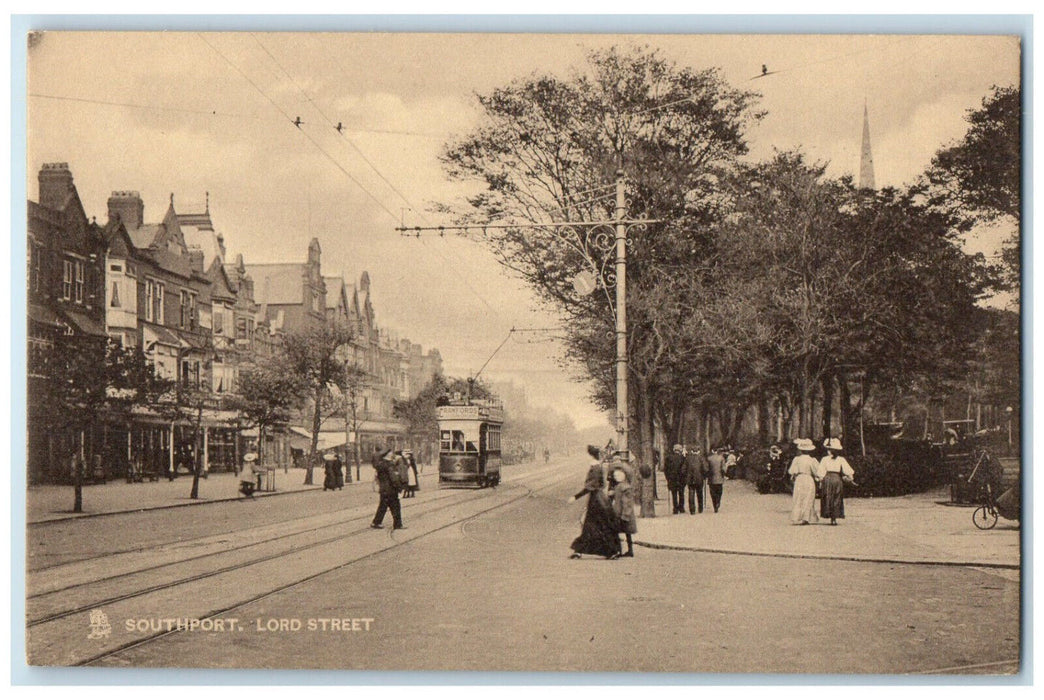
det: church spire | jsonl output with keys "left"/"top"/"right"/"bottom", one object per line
{"left": 859, "top": 102, "right": 876, "bottom": 190}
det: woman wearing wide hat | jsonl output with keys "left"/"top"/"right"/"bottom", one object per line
{"left": 787, "top": 439, "right": 820, "bottom": 525}
{"left": 567, "top": 445, "right": 621, "bottom": 559}
{"left": 819, "top": 438, "right": 855, "bottom": 525}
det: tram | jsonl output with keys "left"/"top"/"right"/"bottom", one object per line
{"left": 436, "top": 399, "right": 504, "bottom": 488}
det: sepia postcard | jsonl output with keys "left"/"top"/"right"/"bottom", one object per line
{"left": 18, "top": 25, "right": 1024, "bottom": 678}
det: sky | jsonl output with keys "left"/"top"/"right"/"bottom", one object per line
{"left": 25, "top": 31, "right": 1021, "bottom": 431}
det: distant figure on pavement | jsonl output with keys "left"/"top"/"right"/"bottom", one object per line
{"left": 706, "top": 447, "right": 727, "bottom": 513}
{"left": 609, "top": 460, "right": 636, "bottom": 557}
{"left": 568, "top": 445, "right": 621, "bottom": 560}
{"left": 788, "top": 439, "right": 820, "bottom": 525}
{"left": 322, "top": 452, "right": 343, "bottom": 491}
{"left": 402, "top": 448, "right": 419, "bottom": 498}
{"left": 371, "top": 449, "right": 405, "bottom": 530}
{"left": 239, "top": 452, "right": 260, "bottom": 498}
{"left": 685, "top": 447, "right": 709, "bottom": 514}
{"left": 544, "top": 447, "right": 551, "bottom": 463}
{"left": 724, "top": 448, "right": 738, "bottom": 480}
{"left": 664, "top": 444, "right": 687, "bottom": 515}
{"left": 819, "top": 438, "right": 856, "bottom": 525}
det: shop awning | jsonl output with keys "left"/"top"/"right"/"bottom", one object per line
{"left": 288, "top": 427, "right": 348, "bottom": 451}
{"left": 58, "top": 308, "right": 107, "bottom": 338}
{"left": 28, "top": 303, "right": 63, "bottom": 329}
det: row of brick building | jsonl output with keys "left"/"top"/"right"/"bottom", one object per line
{"left": 26, "top": 163, "right": 442, "bottom": 484}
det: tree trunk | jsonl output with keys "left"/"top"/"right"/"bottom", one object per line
{"left": 190, "top": 403, "right": 203, "bottom": 499}
{"left": 838, "top": 371, "right": 853, "bottom": 444}
{"left": 73, "top": 436, "right": 84, "bottom": 513}
{"left": 821, "top": 374, "right": 834, "bottom": 440}
{"left": 757, "top": 394, "right": 771, "bottom": 446}
{"left": 634, "top": 378, "right": 656, "bottom": 518}
{"left": 306, "top": 387, "right": 321, "bottom": 485}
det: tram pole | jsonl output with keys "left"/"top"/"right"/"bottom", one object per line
{"left": 614, "top": 169, "right": 628, "bottom": 460}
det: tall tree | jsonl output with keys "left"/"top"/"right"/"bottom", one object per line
{"left": 232, "top": 360, "right": 305, "bottom": 469}
{"left": 281, "top": 320, "right": 355, "bottom": 484}
{"left": 441, "top": 45, "right": 762, "bottom": 515}
{"left": 927, "top": 84, "right": 1021, "bottom": 300}
{"left": 29, "top": 335, "right": 171, "bottom": 512}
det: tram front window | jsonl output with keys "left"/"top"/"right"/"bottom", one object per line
{"left": 451, "top": 431, "right": 466, "bottom": 451}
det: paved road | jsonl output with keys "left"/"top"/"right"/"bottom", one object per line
{"left": 25, "top": 459, "right": 1017, "bottom": 676}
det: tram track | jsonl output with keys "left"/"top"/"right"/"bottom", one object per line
{"left": 28, "top": 461, "right": 567, "bottom": 627}
{"left": 75, "top": 465, "right": 573, "bottom": 667}
{"left": 24, "top": 462, "right": 573, "bottom": 666}
{"left": 30, "top": 488, "right": 492, "bottom": 626}
{"left": 29, "top": 460, "right": 564, "bottom": 583}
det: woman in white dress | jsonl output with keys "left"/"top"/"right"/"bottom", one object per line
{"left": 788, "top": 439, "right": 820, "bottom": 525}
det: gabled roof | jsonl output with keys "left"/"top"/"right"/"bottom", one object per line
{"left": 103, "top": 219, "right": 136, "bottom": 259}
{"left": 126, "top": 223, "right": 165, "bottom": 250}
{"left": 207, "top": 258, "right": 237, "bottom": 302}
{"left": 244, "top": 263, "right": 306, "bottom": 306}
{"left": 182, "top": 226, "right": 224, "bottom": 268}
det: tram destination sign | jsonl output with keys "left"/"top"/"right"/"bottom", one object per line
{"left": 436, "top": 404, "right": 504, "bottom": 423}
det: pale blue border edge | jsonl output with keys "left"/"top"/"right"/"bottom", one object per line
{"left": 9, "top": 12, "right": 1033, "bottom": 686}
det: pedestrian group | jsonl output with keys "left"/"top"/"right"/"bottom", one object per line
{"left": 568, "top": 444, "right": 637, "bottom": 560}
{"left": 789, "top": 437, "right": 856, "bottom": 525}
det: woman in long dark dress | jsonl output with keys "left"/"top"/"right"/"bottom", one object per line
{"left": 568, "top": 445, "right": 621, "bottom": 559}
{"left": 819, "top": 438, "right": 855, "bottom": 525}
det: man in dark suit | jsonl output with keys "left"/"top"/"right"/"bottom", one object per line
{"left": 371, "top": 449, "right": 406, "bottom": 530}
{"left": 706, "top": 447, "right": 726, "bottom": 513}
{"left": 663, "top": 444, "right": 687, "bottom": 514}
{"left": 685, "top": 447, "right": 709, "bottom": 514}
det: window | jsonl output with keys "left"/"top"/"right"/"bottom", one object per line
{"left": 110, "top": 281, "right": 121, "bottom": 308}
{"left": 180, "top": 291, "right": 189, "bottom": 328}
{"left": 145, "top": 280, "right": 154, "bottom": 321}
{"left": 28, "top": 243, "right": 41, "bottom": 293}
{"left": 145, "top": 280, "right": 165, "bottom": 323}
{"left": 74, "top": 260, "right": 84, "bottom": 303}
{"left": 154, "top": 283, "right": 164, "bottom": 324}
{"left": 62, "top": 260, "right": 73, "bottom": 300}
{"left": 189, "top": 293, "right": 196, "bottom": 330}
{"left": 213, "top": 307, "right": 224, "bottom": 334}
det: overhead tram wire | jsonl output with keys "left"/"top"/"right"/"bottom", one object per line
{"left": 250, "top": 33, "right": 422, "bottom": 217}
{"left": 207, "top": 34, "right": 515, "bottom": 324}
{"left": 246, "top": 34, "right": 508, "bottom": 319}
{"left": 27, "top": 93, "right": 249, "bottom": 119}
{"left": 27, "top": 94, "right": 447, "bottom": 140}
{"left": 195, "top": 32, "right": 400, "bottom": 224}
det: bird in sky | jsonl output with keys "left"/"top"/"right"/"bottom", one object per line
{"left": 293, "top": 116, "right": 304, "bottom": 128}
{"left": 335, "top": 122, "right": 344, "bottom": 133}
{"left": 750, "top": 64, "right": 779, "bottom": 80}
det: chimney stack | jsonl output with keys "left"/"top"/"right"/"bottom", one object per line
{"left": 107, "top": 191, "right": 145, "bottom": 229}
{"left": 38, "top": 163, "right": 74, "bottom": 211}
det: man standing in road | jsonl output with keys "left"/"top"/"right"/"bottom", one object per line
{"left": 663, "top": 444, "right": 687, "bottom": 515}
{"left": 685, "top": 447, "right": 709, "bottom": 514}
{"left": 706, "top": 447, "right": 726, "bottom": 513}
{"left": 371, "top": 449, "right": 406, "bottom": 530}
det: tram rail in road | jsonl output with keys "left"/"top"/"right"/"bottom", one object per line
{"left": 25, "top": 459, "right": 573, "bottom": 667}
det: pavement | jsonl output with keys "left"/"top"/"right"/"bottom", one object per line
{"left": 635, "top": 477, "right": 1021, "bottom": 572}
{"left": 26, "top": 468, "right": 331, "bottom": 523}
{"left": 26, "top": 466, "right": 1022, "bottom": 574}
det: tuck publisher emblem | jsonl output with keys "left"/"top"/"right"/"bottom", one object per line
{"left": 87, "top": 609, "right": 111, "bottom": 640}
